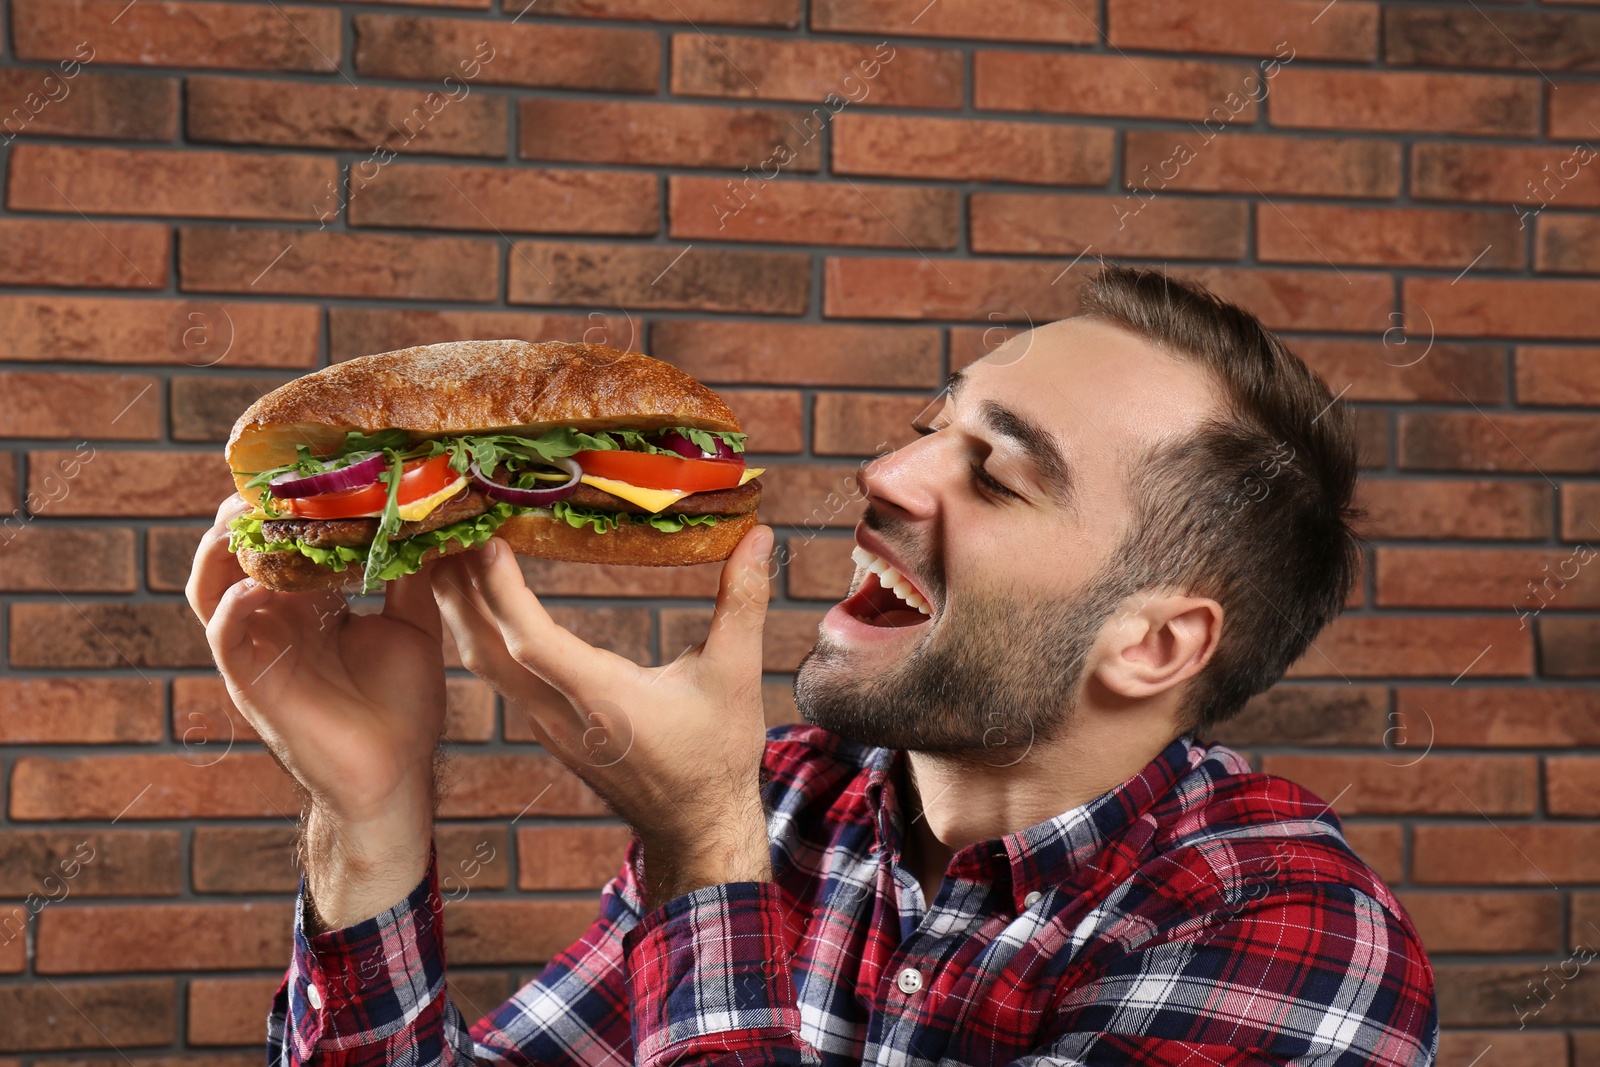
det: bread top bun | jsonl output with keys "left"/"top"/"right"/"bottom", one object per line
{"left": 226, "top": 340, "right": 740, "bottom": 505}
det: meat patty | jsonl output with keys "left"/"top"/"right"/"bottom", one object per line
{"left": 566, "top": 478, "right": 761, "bottom": 516}
{"left": 261, "top": 485, "right": 494, "bottom": 548}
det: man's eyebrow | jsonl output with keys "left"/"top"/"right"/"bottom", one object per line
{"left": 941, "top": 369, "right": 1075, "bottom": 509}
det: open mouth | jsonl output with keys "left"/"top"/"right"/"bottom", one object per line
{"left": 840, "top": 545, "right": 933, "bottom": 628}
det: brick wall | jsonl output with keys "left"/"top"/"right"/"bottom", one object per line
{"left": 0, "top": 0, "right": 1597, "bottom": 1062}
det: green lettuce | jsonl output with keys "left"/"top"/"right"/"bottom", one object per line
{"left": 550, "top": 500, "right": 722, "bottom": 534}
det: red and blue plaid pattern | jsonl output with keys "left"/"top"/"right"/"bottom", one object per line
{"left": 268, "top": 725, "right": 1438, "bottom": 1066}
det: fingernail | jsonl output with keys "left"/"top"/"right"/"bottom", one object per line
{"left": 483, "top": 538, "right": 500, "bottom": 564}
{"left": 754, "top": 526, "right": 774, "bottom": 565}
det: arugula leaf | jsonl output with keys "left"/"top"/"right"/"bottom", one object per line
{"left": 360, "top": 450, "right": 406, "bottom": 594}
{"left": 550, "top": 500, "right": 721, "bottom": 534}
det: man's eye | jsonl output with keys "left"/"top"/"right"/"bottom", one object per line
{"left": 971, "top": 461, "right": 1019, "bottom": 499}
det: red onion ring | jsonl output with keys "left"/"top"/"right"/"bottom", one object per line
{"left": 470, "top": 457, "right": 581, "bottom": 506}
{"left": 657, "top": 430, "right": 738, "bottom": 461}
{"left": 269, "top": 452, "right": 385, "bottom": 499}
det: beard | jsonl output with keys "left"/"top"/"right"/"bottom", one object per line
{"left": 793, "top": 520, "right": 1141, "bottom": 762}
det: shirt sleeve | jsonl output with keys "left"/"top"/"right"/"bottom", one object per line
{"left": 1013, "top": 882, "right": 1439, "bottom": 1067}
{"left": 267, "top": 838, "right": 649, "bottom": 1067}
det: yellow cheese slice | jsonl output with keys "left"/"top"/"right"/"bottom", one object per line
{"left": 579, "top": 467, "right": 766, "bottom": 514}
{"left": 396, "top": 475, "right": 468, "bottom": 521}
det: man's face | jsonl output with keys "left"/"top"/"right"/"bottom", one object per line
{"left": 793, "top": 316, "right": 1220, "bottom": 758}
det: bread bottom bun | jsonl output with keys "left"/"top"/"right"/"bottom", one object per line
{"left": 236, "top": 510, "right": 758, "bottom": 592}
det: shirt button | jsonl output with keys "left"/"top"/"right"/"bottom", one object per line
{"left": 1023, "top": 891, "right": 1043, "bottom": 908}
{"left": 896, "top": 967, "right": 923, "bottom": 994}
{"left": 306, "top": 983, "right": 323, "bottom": 1010}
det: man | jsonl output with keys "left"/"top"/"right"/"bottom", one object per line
{"left": 187, "top": 265, "right": 1439, "bottom": 1066}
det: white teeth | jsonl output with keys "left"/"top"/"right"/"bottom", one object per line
{"left": 851, "top": 545, "right": 932, "bottom": 616}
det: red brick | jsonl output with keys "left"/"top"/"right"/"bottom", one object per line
{"left": 517, "top": 825, "right": 633, "bottom": 890}
{"left": 1258, "top": 204, "right": 1523, "bottom": 269}
{"left": 670, "top": 176, "right": 957, "bottom": 249}
{"left": 1399, "top": 412, "right": 1600, "bottom": 474}
{"left": 813, "top": 0, "right": 1094, "bottom": 43}
{"left": 949, "top": 324, "right": 1024, "bottom": 371}
{"left": 1517, "top": 347, "right": 1600, "bottom": 405}
{"left": 13, "top": 0, "right": 341, "bottom": 72}
{"left": 1124, "top": 131, "right": 1400, "bottom": 198}
{"left": 1378, "top": 545, "right": 1600, "bottom": 611}
{"left": 436, "top": 755, "right": 611, "bottom": 818}
{"left": 509, "top": 242, "right": 809, "bottom": 314}
{"left": 1209, "top": 685, "right": 1387, "bottom": 748}
{"left": 0, "top": 830, "right": 181, "bottom": 897}
{"left": 1413, "top": 142, "right": 1600, "bottom": 209}
{"left": 1293, "top": 339, "right": 1505, "bottom": 404}
{"left": 1271, "top": 69, "right": 1539, "bottom": 136}
{"left": 1547, "top": 757, "right": 1600, "bottom": 814}
{"left": 834, "top": 114, "right": 1112, "bottom": 186}
{"left": 971, "top": 192, "right": 1247, "bottom": 259}
{"left": 355, "top": 14, "right": 658, "bottom": 92}
{"left": 1439, "top": 1032, "right": 1566, "bottom": 1067}
{"left": 186, "top": 75, "right": 507, "bottom": 157}
{"left": 1395, "top": 891, "right": 1560, "bottom": 953}
{"left": 1549, "top": 83, "right": 1600, "bottom": 140}
{"left": 1260, "top": 754, "right": 1537, "bottom": 815}
{"left": 180, "top": 225, "right": 498, "bottom": 301}
{"left": 1564, "top": 483, "right": 1600, "bottom": 541}
{"left": 975, "top": 52, "right": 1261, "bottom": 122}
{"left": 1415, "top": 825, "right": 1600, "bottom": 884}
{"left": 447, "top": 900, "right": 597, "bottom": 965}
{"left": 349, "top": 163, "right": 656, "bottom": 236}
{"left": 0, "top": 296, "right": 319, "bottom": 368}
{"left": 27, "top": 449, "right": 234, "bottom": 518}
{"left": 7, "top": 144, "right": 334, "bottom": 221}
{"left": 520, "top": 0, "right": 795, "bottom": 23}
{"left": 672, "top": 36, "right": 959, "bottom": 109}
{"left": 1341, "top": 823, "right": 1403, "bottom": 883}
{"left": 661, "top": 607, "right": 823, "bottom": 671}
{"left": 170, "top": 374, "right": 291, "bottom": 442}
{"left": 1398, "top": 685, "right": 1600, "bottom": 747}
{"left": 826, "top": 258, "right": 1392, "bottom": 332}
{"left": 812, "top": 393, "right": 925, "bottom": 456}
{"left": 189, "top": 976, "right": 282, "bottom": 1046}
{"left": 724, "top": 389, "right": 803, "bottom": 454}
{"left": 10, "top": 752, "right": 302, "bottom": 821}
{"left": 191, "top": 826, "right": 298, "bottom": 893}
{"left": 1109, "top": 0, "right": 1374, "bottom": 60}
{"left": 0, "top": 69, "right": 176, "bottom": 141}
{"left": 764, "top": 680, "right": 801, "bottom": 728}
{"left": 0, "top": 978, "right": 174, "bottom": 1052}
{"left": 1538, "top": 214, "right": 1600, "bottom": 273}
{"left": 0, "top": 679, "right": 163, "bottom": 743}
{"left": 1409, "top": 277, "right": 1600, "bottom": 340}
{"left": 1352, "top": 478, "right": 1550, "bottom": 540}
{"left": 521, "top": 99, "right": 822, "bottom": 171}
{"left": 0, "top": 370, "right": 160, "bottom": 440}
{"left": 1280, "top": 615, "right": 1531, "bottom": 679}
{"left": 754, "top": 463, "right": 866, "bottom": 528}
{"left": 783, "top": 534, "right": 856, "bottom": 601}
{"left": 0, "top": 525, "right": 136, "bottom": 593}
{"left": 0, "top": 218, "right": 167, "bottom": 289}
{"left": 1388, "top": 7, "right": 1600, "bottom": 71}
{"left": 1543, "top": 616, "right": 1600, "bottom": 677}
{"left": 37, "top": 902, "right": 293, "bottom": 973}
{"left": 10, "top": 601, "right": 210, "bottom": 669}
{"left": 329, "top": 307, "right": 640, "bottom": 362}
{"left": 650, "top": 321, "right": 940, "bottom": 387}
{"left": 0, "top": 932, "right": 20, "bottom": 975}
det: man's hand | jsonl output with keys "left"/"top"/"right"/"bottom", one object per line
{"left": 431, "top": 525, "right": 776, "bottom": 910}
{"left": 186, "top": 495, "right": 448, "bottom": 931}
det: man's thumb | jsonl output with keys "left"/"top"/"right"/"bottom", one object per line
{"left": 704, "top": 524, "right": 773, "bottom": 668}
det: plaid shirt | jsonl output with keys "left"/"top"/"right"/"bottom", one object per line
{"left": 268, "top": 724, "right": 1439, "bottom": 1066}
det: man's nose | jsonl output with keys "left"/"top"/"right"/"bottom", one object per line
{"left": 856, "top": 438, "right": 942, "bottom": 522}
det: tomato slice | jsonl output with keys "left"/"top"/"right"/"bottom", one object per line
{"left": 574, "top": 449, "right": 744, "bottom": 492}
{"left": 278, "top": 454, "right": 459, "bottom": 520}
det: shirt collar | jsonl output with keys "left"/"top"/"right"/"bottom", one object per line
{"left": 861, "top": 735, "right": 1203, "bottom": 913}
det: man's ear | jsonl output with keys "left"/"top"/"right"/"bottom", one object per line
{"left": 1095, "top": 591, "right": 1224, "bottom": 702}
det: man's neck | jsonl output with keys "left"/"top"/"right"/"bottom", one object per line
{"left": 897, "top": 713, "right": 1180, "bottom": 906}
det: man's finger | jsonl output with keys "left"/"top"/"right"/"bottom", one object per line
{"left": 702, "top": 524, "right": 773, "bottom": 671}
{"left": 187, "top": 518, "right": 249, "bottom": 626}
{"left": 472, "top": 537, "right": 622, "bottom": 695}
{"left": 382, "top": 557, "right": 443, "bottom": 642}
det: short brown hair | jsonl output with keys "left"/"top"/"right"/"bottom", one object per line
{"left": 1078, "top": 265, "right": 1367, "bottom": 739}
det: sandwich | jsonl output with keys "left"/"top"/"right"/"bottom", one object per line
{"left": 225, "top": 339, "right": 763, "bottom": 593}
